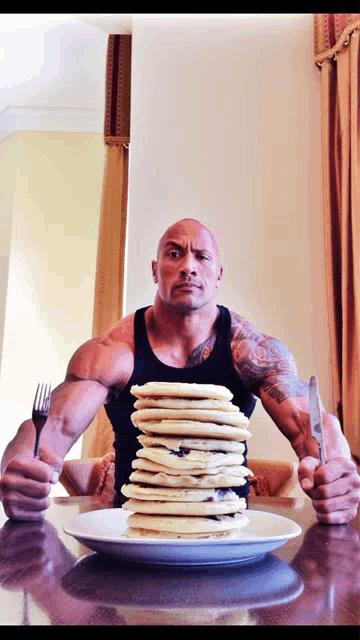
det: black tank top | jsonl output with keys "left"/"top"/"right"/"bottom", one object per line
{"left": 104, "top": 305, "right": 257, "bottom": 504}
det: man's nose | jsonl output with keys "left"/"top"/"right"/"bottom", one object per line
{"left": 180, "top": 253, "right": 197, "bottom": 275}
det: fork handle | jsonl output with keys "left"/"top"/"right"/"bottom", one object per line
{"left": 34, "top": 431, "right": 41, "bottom": 459}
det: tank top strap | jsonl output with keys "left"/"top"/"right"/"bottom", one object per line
{"left": 133, "top": 306, "right": 151, "bottom": 354}
{"left": 215, "top": 305, "right": 232, "bottom": 357}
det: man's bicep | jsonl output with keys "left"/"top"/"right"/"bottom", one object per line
{"left": 66, "top": 338, "right": 104, "bottom": 383}
{"left": 45, "top": 337, "right": 110, "bottom": 452}
{"left": 230, "top": 316, "right": 312, "bottom": 451}
{"left": 231, "top": 316, "right": 302, "bottom": 398}
{"left": 259, "top": 374, "right": 309, "bottom": 405}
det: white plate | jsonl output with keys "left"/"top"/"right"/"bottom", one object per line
{"left": 64, "top": 508, "right": 302, "bottom": 565}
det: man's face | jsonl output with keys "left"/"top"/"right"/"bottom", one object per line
{"left": 152, "top": 220, "right": 223, "bottom": 312}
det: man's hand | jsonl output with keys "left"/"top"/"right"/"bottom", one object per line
{"left": 298, "top": 456, "right": 360, "bottom": 524}
{"left": 0, "top": 446, "right": 63, "bottom": 522}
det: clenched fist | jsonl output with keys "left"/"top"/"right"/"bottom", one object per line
{"left": 298, "top": 456, "right": 360, "bottom": 524}
{"left": 0, "top": 446, "right": 63, "bottom": 522}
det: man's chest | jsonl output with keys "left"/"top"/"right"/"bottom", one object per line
{"left": 147, "top": 331, "right": 218, "bottom": 369}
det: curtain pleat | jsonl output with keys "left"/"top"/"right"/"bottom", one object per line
{"left": 92, "top": 143, "right": 129, "bottom": 339}
{"left": 314, "top": 15, "right": 360, "bottom": 459}
{"left": 81, "top": 35, "right": 131, "bottom": 460}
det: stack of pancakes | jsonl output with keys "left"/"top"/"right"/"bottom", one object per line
{"left": 121, "top": 381, "right": 253, "bottom": 539}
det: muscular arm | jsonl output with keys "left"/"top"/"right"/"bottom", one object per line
{"left": 230, "top": 311, "right": 359, "bottom": 523}
{"left": 0, "top": 332, "right": 132, "bottom": 520}
{"left": 230, "top": 310, "right": 349, "bottom": 459}
{"left": 1, "top": 345, "right": 109, "bottom": 476}
{"left": 1, "top": 316, "right": 135, "bottom": 475}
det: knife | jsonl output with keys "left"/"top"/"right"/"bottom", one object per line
{"left": 308, "top": 375, "right": 327, "bottom": 465}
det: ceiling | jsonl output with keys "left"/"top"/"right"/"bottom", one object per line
{"left": 75, "top": 14, "right": 133, "bottom": 33}
{"left": 0, "top": 13, "right": 224, "bottom": 118}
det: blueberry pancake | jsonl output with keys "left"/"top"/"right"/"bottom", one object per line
{"left": 129, "top": 469, "right": 250, "bottom": 488}
{"left": 136, "top": 420, "right": 251, "bottom": 442}
{"left": 137, "top": 434, "right": 246, "bottom": 453}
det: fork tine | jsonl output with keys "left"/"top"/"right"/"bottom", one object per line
{"left": 33, "top": 383, "right": 51, "bottom": 412}
{"left": 45, "top": 383, "right": 51, "bottom": 411}
{"left": 33, "top": 383, "right": 40, "bottom": 411}
{"left": 42, "top": 383, "right": 47, "bottom": 410}
{"left": 32, "top": 382, "right": 51, "bottom": 459}
{"left": 39, "top": 383, "right": 45, "bottom": 411}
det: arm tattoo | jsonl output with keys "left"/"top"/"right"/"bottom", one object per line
{"left": 185, "top": 332, "right": 216, "bottom": 368}
{"left": 230, "top": 311, "right": 308, "bottom": 404}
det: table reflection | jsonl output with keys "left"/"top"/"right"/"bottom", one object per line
{"left": 254, "top": 522, "right": 360, "bottom": 625}
{"left": 0, "top": 519, "right": 94, "bottom": 625}
{"left": 0, "top": 510, "right": 359, "bottom": 625}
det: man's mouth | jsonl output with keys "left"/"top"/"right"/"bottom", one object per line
{"left": 175, "top": 283, "right": 200, "bottom": 289}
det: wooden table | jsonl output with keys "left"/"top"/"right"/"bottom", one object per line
{"left": 0, "top": 495, "right": 359, "bottom": 626}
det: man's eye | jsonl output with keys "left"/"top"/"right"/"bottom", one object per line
{"left": 168, "top": 251, "right": 180, "bottom": 258}
{"left": 197, "top": 254, "right": 208, "bottom": 261}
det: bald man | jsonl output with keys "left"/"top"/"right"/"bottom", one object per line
{"left": 1, "top": 219, "right": 359, "bottom": 523}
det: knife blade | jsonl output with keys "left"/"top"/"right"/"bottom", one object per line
{"left": 309, "top": 375, "right": 327, "bottom": 465}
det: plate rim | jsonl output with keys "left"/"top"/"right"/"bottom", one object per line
{"left": 63, "top": 508, "right": 302, "bottom": 546}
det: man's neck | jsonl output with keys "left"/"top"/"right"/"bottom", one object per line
{"left": 148, "top": 295, "right": 219, "bottom": 346}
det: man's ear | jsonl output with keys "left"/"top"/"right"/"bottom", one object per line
{"left": 152, "top": 260, "right": 158, "bottom": 284}
{"left": 216, "top": 265, "right": 223, "bottom": 288}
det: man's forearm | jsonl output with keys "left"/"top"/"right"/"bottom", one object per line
{"left": 289, "top": 412, "right": 351, "bottom": 461}
{"left": 286, "top": 411, "right": 351, "bottom": 463}
{"left": 260, "top": 388, "right": 352, "bottom": 463}
{"left": 259, "top": 379, "right": 359, "bottom": 523}
{"left": 1, "top": 414, "right": 75, "bottom": 475}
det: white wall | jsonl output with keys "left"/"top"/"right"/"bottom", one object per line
{"left": 0, "top": 132, "right": 104, "bottom": 467}
{"left": 126, "top": 14, "right": 329, "bottom": 490}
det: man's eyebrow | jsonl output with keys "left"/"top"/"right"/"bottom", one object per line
{"left": 162, "top": 239, "right": 214, "bottom": 256}
{"left": 163, "top": 240, "right": 183, "bottom": 250}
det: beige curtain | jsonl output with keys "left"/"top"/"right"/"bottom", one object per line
{"left": 81, "top": 35, "right": 132, "bottom": 459}
{"left": 314, "top": 14, "right": 360, "bottom": 460}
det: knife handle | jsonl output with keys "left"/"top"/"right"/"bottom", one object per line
{"left": 319, "top": 446, "right": 326, "bottom": 466}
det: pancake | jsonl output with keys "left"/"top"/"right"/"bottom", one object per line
{"left": 121, "top": 484, "right": 241, "bottom": 502}
{"left": 131, "top": 457, "right": 246, "bottom": 476}
{"left": 131, "top": 408, "right": 248, "bottom": 428}
{"left": 134, "top": 397, "right": 239, "bottom": 411}
{"left": 122, "top": 497, "right": 246, "bottom": 516}
{"left": 129, "top": 469, "right": 249, "bottom": 488}
{"left": 136, "top": 420, "right": 251, "bottom": 442}
{"left": 126, "top": 511, "right": 249, "bottom": 533}
{"left": 137, "top": 434, "right": 246, "bottom": 453}
{"left": 136, "top": 447, "right": 245, "bottom": 470}
{"left": 130, "top": 382, "right": 233, "bottom": 401}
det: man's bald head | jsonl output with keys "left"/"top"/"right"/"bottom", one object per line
{"left": 156, "top": 218, "right": 219, "bottom": 261}
{"left": 152, "top": 217, "right": 223, "bottom": 312}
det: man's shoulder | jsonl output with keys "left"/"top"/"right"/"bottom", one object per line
{"left": 65, "top": 312, "right": 137, "bottom": 388}
{"left": 96, "top": 312, "right": 136, "bottom": 348}
{"left": 228, "top": 309, "right": 291, "bottom": 353}
{"left": 228, "top": 309, "right": 264, "bottom": 343}
{"left": 228, "top": 309, "right": 298, "bottom": 394}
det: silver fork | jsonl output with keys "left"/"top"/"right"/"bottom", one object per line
{"left": 32, "top": 383, "right": 51, "bottom": 458}
{"left": 22, "top": 382, "right": 52, "bottom": 625}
